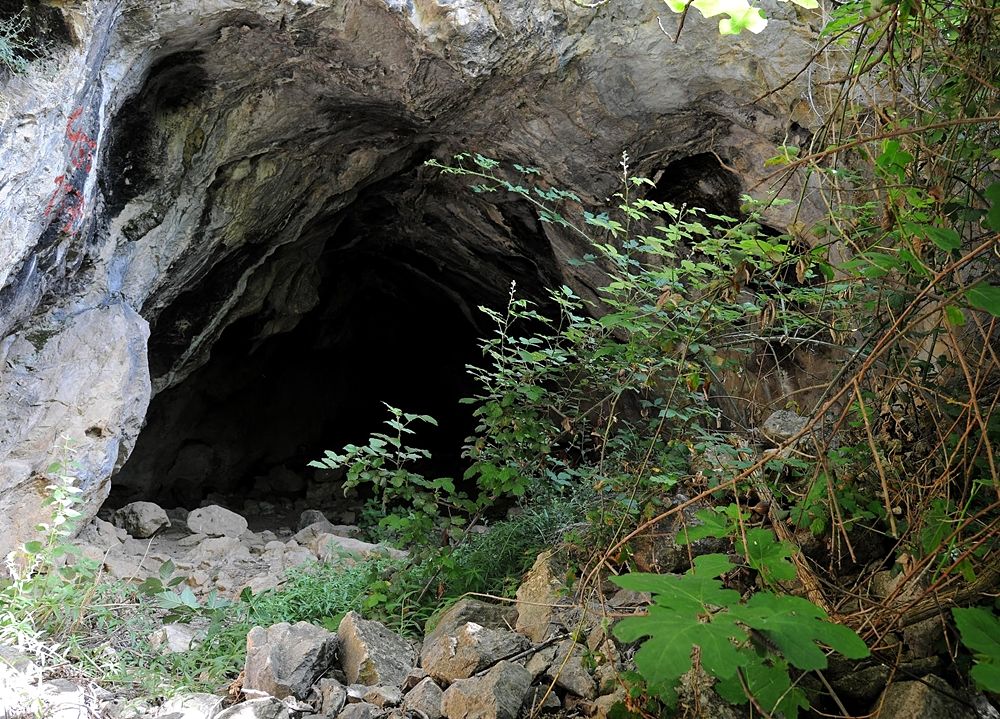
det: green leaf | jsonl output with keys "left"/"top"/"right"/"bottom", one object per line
{"left": 610, "top": 571, "right": 742, "bottom": 614}
{"left": 613, "top": 606, "right": 747, "bottom": 705}
{"left": 984, "top": 182, "right": 1000, "bottom": 231}
{"left": 729, "top": 593, "right": 869, "bottom": 670}
{"left": 690, "top": 553, "right": 734, "bottom": 578}
{"left": 718, "top": 5, "right": 767, "bottom": 34}
{"left": 965, "top": 284, "right": 1000, "bottom": 318}
{"left": 972, "top": 663, "right": 1000, "bottom": 692}
{"left": 716, "top": 653, "right": 809, "bottom": 718}
{"left": 741, "top": 529, "right": 797, "bottom": 583}
{"left": 924, "top": 226, "right": 961, "bottom": 252}
{"left": 953, "top": 607, "right": 1000, "bottom": 691}
{"left": 23, "top": 540, "right": 43, "bottom": 554}
{"left": 678, "top": 507, "right": 735, "bottom": 544}
{"left": 159, "top": 558, "right": 175, "bottom": 581}
{"left": 945, "top": 305, "right": 966, "bottom": 327}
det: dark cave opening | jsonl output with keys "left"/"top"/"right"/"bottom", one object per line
{"left": 113, "top": 249, "right": 487, "bottom": 512}
{"left": 648, "top": 152, "right": 743, "bottom": 218}
{"left": 110, "top": 174, "right": 560, "bottom": 519}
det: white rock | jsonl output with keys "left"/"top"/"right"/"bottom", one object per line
{"left": 312, "top": 534, "right": 407, "bottom": 563}
{"left": 214, "top": 697, "right": 289, "bottom": 719}
{"left": 156, "top": 693, "right": 223, "bottom": 719}
{"left": 186, "top": 506, "right": 249, "bottom": 538}
{"left": 149, "top": 623, "right": 205, "bottom": 654}
{"left": 189, "top": 536, "right": 251, "bottom": 565}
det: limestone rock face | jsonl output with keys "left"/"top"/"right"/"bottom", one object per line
{"left": 0, "top": 0, "right": 835, "bottom": 555}
{"left": 0, "top": 304, "right": 150, "bottom": 559}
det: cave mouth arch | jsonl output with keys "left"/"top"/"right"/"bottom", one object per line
{"left": 109, "top": 176, "right": 561, "bottom": 520}
{"left": 92, "top": 30, "right": 568, "bottom": 524}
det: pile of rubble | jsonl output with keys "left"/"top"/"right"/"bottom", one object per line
{"left": 74, "top": 501, "right": 399, "bottom": 597}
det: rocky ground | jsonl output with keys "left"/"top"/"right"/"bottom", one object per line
{"left": 78, "top": 492, "right": 397, "bottom": 600}
{"left": 3, "top": 490, "right": 997, "bottom": 719}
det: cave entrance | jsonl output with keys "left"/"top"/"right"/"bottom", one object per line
{"left": 111, "top": 176, "right": 558, "bottom": 524}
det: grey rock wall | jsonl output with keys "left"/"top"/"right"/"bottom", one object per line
{"left": 0, "top": 0, "right": 833, "bottom": 558}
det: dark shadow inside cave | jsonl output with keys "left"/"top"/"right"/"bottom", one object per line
{"left": 648, "top": 152, "right": 743, "bottom": 218}
{"left": 111, "top": 179, "right": 558, "bottom": 516}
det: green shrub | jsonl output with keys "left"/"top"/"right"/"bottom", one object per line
{"left": 0, "top": 10, "right": 41, "bottom": 75}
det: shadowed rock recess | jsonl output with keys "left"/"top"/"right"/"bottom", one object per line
{"left": 0, "top": 0, "right": 830, "bottom": 555}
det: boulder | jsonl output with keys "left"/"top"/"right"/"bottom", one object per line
{"left": 875, "top": 675, "right": 978, "bottom": 719}
{"left": 593, "top": 690, "right": 628, "bottom": 719}
{"left": 421, "top": 622, "right": 529, "bottom": 682}
{"left": 316, "top": 678, "right": 347, "bottom": 717}
{"left": 525, "top": 645, "right": 557, "bottom": 680}
{"left": 214, "top": 698, "right": 289, "bottom": 719}
{"left": 156, "top": 693, "right": 224, "bottom": 719}
{"left": 313, "top": 534, "right": 406, "bottom": 563}
{"left": 402, "top": 677, "right": 444, "bottom": 719}
{"left": 76, "top": 518, "right": 124, "bottom": 548}
{"left": 244, "top": 622, "right": 338, "bottom": 700}
{"left": 522, "top": 686, "right": 561, "bottom": 714}
{"left": 186, "top": 506, "right": 249, "bottom": 538}
{"left": 549, "top": 640, "right": 597, "bottom": 699}
{"left": 103, "top": 551, "right": 161, "bottom": 581}
{"left": 362, "top": 686, "right": 402, "bottom": 708}
{"left": 338, "top": 612, "right": 416, "bottom": 687}
{"left": 298, "top": 510, "right": 330, "bottom": 530}
{"left": 760, "top": 410, "right": 810, "bottom": 444}
{"left": 149, "top": 623, "right": 205, "bottom": 654}
{"left": 441, "top": 661, "right": 531, "bottom": 719}
{"left": 335, "top": 704, "right": 378, "bottom": 719}
{"left": 189, "top": 536, "right": 251, "bottom": 566}
{"left": 113, "top": 502, "right": 170, "bottom": 538}
{"left": 294, "top": 522, "right": 361, "bottom": 545}
{"left": 402, "top": 668, "right": 429, "bottom": 691}
{"left": 38, "top": 679, "right": 89, "bottom": 719}
{"left": 423, "top": 599, "right": 518, "bottom": 649}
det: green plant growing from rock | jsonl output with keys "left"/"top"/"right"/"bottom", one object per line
{"left": 0, "top": 439, "right": 100, "bottom": 649}
{"left": 0, "top": 10, "right": 42, "bottom": 75}
{"left": 953, "top": 605, "right": 1000, "bottom": 693}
